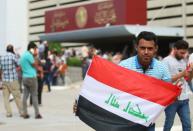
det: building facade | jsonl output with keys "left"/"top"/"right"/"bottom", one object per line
{"left": 28, "top": 0, "right": 193, "bottom": 46}
{"left": 147, "top": 0, "right": 193, "bottom": 46}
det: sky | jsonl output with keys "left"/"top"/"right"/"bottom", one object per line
{"left": 0, "top": 0, "right": 28, "bottom": 55}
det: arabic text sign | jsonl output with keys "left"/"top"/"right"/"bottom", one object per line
{"left": 105, "top": 93, "right": 149, "bottom": 122}
{"left": 45, "top": 0, "right": 147, "bottom": 33}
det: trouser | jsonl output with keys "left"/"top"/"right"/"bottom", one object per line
{"left": 30, "top": 78, "right": 43, "bottom": 105}
{"left": 18, "top": 77, "right": 22, "bottom": 93}
{"left": 23, "top": 77, "right": 40, "bottom": 116}
{"left": 59, "top": 73, "right": 65, "bottom": 85}
{"left": 43, "top": 73, "right": 51, "bottom": 92}
{"left": 164, "top": 99, "right": 191, "bottom": 131}
{"left": 2, "top": 80, "right": 23, "bottom": 116}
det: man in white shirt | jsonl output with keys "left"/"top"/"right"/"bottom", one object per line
{"left": 162, "top": 40, "right": 193, "bottom": 131}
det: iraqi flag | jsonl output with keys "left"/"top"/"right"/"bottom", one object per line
{"left": 77, "top": 55, "right": 181, "bottom": 131}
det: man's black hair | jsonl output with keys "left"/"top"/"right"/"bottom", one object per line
{"left": 6, "top": 44, "right": 15, "bottom": 54}
{"left": 136, "top": 31, "right": 157, "bottom": 45}
{"left": 173, "top": 40, "right": 189, "bottom": 50}
{"left": 27, "top": 41, "right": 37, "bottom": 50}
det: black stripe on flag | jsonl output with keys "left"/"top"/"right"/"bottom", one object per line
{"left": 77, "top": 95, "right": 148, "bottom": 131}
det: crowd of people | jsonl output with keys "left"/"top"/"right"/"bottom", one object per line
{"left": 0, "top": 41, "right": 69, "bottom": 119}
{"left": 1, "top": 31, "right": 193, "bottom": 130}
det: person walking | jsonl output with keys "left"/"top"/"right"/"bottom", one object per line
{"left": 0, "top": 44, "right": 23, "bottom": 117}
{"left": 162, "top": 40, "right": 192, "bottom": 131}
{"left": 30, "top": 58, "right": 44, "bottom": 106}
{"left": 43, "top": 58, "right": 52, "bottom": 92}
{"left": 19, "top": 42, "right": 42, "bottom": 119}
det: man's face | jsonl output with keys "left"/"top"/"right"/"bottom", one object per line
{"left": 136, "top": 39, "right": 157, "bottom": 66}
{"left": 174, "top": 48, "right": 187, "bottom": 60}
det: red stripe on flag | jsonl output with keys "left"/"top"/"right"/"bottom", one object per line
{"left": 87, "top": 55, "right": 181, "bottom": 106}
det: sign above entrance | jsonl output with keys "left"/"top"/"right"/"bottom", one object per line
{"left": 45, "top": 0, "right": 147, "bottom": 33}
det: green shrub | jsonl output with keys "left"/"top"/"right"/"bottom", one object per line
{"left": 67, "top": 57, "right": 82, "bottom": 67}
{"left": 48, "top": 42, "right": 62, "bottom": 54}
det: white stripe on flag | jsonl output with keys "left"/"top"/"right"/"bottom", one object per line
{"left": 80, "top": 75, "right": 165, "bottom": 127}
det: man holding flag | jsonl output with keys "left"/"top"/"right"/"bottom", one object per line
{"left": 74, "top": 31, "right": 181, "bottom": 131}
{"left": 118, "top": 31, "right": 171, "bottom": 131}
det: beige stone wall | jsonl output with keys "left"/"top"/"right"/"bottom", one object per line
{"left": 147, "top": 0, "right": 193, "bottom": 46}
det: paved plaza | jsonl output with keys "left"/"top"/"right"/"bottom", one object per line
{"left": 0, "top": 81, "right": 193, "bottom": 131}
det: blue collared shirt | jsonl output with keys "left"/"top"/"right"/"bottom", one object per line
{"left": 0, "top": 52, "right": 18, "bottom": 81}
{"left": 119, "top": 55, "right": 171, "bottom": 82}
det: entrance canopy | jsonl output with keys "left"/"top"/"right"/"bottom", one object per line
{"left": 40, "top": 25, "right": 184, "bottom": 57}
{"left": 39, "top": 24, "right": 184, "bottom": 44}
